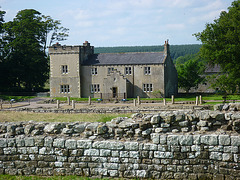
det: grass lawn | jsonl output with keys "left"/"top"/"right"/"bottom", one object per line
{"left": 0, "top": 111, "right": 130, "bottom": 123}
{"left": 0, "top": 95, "right": 35, "bottom": 102}
{"left": 0, "top": 175, "right": 104, "bottom": 180}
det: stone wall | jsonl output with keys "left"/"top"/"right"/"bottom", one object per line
{"left": 0, "top": 109, "right": 240, "bottom": 179}
{"left": 0, "top": 135, "right": 239, "bottom": 179}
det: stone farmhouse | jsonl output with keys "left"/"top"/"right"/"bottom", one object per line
{"left": 49, "top": 41, "right": 178, "bottom": 99}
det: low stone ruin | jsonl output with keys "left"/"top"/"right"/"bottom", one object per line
{"left": 1, "top": 109, "right": 240, "bottom": 142}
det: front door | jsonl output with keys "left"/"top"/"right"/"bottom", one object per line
{"left": 112, "top": 87, "right": 117, "bottom": 98}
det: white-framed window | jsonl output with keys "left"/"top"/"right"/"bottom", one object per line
{"left": 144, "top": 67, "right": 151, "bottom": 75}
{"left": 125, "top": 67, "right": 132, "bottom": 75}
{"left": 91, "top": 67, "right": 98, "bottom": 75}
{"left": 108, "top": 67, "right": 114, "bottom": 74}
{"left": 61, "top": 65, "right": 68, "bottom": 74}
{"left": 143, "top": 84, "right": 153, "bottom": 92}
{"left": 60, "top": 85, "right": 70, "bottom": 93}
{"left": 91, "top": 84, "right": 100, "bottom": 93}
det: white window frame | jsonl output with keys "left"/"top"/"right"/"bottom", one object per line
{"left": 91, "top": 67, "right": 98, "bottom": 75}
{"left": 144, "top": 67, "right": 151, "bottom": 75}
{"left": 61, "top": 65, "right": 68, "bottom": 74}
{"left": 91, "top": 84, "right": 100, "bottom": 93}
{"left": 60, "top": 85, "right": 70, "bottom": 93}
{"left": 143, "top": 84, "right": 153, "bottom": 92}
{"left": 125, "top": 67, "right": 132, "bottom": 75}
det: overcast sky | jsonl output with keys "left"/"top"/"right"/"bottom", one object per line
{"left": 1, "top": 0, "right": 234, "bottom": 47}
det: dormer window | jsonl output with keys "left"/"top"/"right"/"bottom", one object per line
{"left": 108, "top": 67, "right": 114, "bottom": 74}
{"left": 61, "top": 65, "right": 68, "bottom": 74}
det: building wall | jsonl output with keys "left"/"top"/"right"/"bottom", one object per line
{"left": 49, "top": 46, "right": 81, "bottom": 98}
{"left": 80, "top": 64, "right": 165, "bottom": 98}
{"left": 164, "top": 55, "right": 178, "bottom": 97}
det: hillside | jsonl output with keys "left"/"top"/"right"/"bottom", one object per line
{"left": 95, "top": 44, "right": 202, "bottom": 60}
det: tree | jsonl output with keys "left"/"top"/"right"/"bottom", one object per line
{"left": 176, "top": 59, "right": 205, "bottom": 93}
{"left": 194, "top": 0, "right": 240, "bottom": 93}
{"left": 1, "top": 9, "right": 68, "bottom": 91}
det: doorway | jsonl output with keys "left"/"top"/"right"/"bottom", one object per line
{"left": 112, "top": 87, "right": 117, "bottom": 98}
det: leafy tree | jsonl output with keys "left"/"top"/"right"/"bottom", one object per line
{"left": 176, "top": 59, "right": 205, "bottom": 93}
{"left": 194, "top": 0, "right": 240, "bottom": 93}
{"left": 1, "top": 9, "right": 68, "bottom": 91}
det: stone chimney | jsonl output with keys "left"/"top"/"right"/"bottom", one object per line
{"left": 83, "top": 41, "right": 90, "bottom": 46}
{"left": 164, "top": 40, "right": 170, "bottom": 56}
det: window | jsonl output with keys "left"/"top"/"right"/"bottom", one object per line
{"left": 60, "top": 85, "right": 70, "bottom": 93}
{"left": 143, "top": 84, "right": 153, "bottom": 92}
{"left": 108, "top": 67, "right": 114, "bottom": 74}
{"left": 91, "top": 68, "right": 98, "bottom": 75}
{"left": 61, "top": 65, "right": 68, "bottom": 74}
{"left": 91, "top": 84, "right": 100, "bottom": 93}
{"left": 144, "top": 67, "right": 151, "bottom": 75}
{"left": 125, "top": 67, "right": 132, "bottom": 75}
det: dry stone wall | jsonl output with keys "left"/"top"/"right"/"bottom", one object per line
{"left": 0, "top": 109, "right": 240, "bottom": 179}
{"left": 0, "top": 135, "right": 240, "bottom": 179}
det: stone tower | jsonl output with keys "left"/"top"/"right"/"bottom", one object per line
{"left": 49, "top": 41, "right": 94, "bottom": 97}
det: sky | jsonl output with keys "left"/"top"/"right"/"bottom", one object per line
{"left": 0, "top": 0, "right": 234, "bottom": 47}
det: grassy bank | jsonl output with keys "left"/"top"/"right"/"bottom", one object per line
{"left": 0, "top": 111, "right": 130, "bottom": 123}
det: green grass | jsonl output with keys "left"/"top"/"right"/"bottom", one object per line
{"left": 0, "top": 95, "right": 35, "bottom": 102}
{"left": 0, "top": 175, "right": 105, "bottom": 180}
{"left": 54, "top": 97, "right": 98, "bottom": 102}
{"left": 0, "top": 111, "right": 131, "bottom": 123}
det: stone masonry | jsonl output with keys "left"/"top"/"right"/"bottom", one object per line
{"left": 0, "top": 108, "right": 240, "bottom": 179}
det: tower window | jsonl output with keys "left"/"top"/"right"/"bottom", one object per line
{"left": 91, "top": 84, "right": 100, "bottom": 93}
{"left": 61, "top": 65, "right": 68, "bottom": 74}
{"left": 91, "top": 67, "right": 98, "bottom": 75}
{"left": 143, "top": 84, "right": 153, "bottom": 92}
{"left": 60, "top": 85, "right": 70, "bottom": 93}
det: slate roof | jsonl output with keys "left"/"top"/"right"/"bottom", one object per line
{"left": 82, "top": 52, "right": 166, "bottom": 65}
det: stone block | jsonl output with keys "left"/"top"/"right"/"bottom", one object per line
{"left": 136, "top": 170, "right": 148, "bottom": 178}
{"left": 120, "top": 151, "right": 129, "bottom": 158}
{"left": 150, "top": 115, "right": 161, "bottom": 124}
{"left": 179, "top": 135, "right": 193, "bottom": 146}
{"left": 3, "top": 147, "right": 16, "bottom": 155}
{"left": 231, "top": 136, "right": 240, "bottom": 146}
{"left": 219, "top": 135, "right": 230, "bottom": 145}
{"left": 7, "top": 138, "right": 16, "bottom": 147}
{"left": 24, "top": 137, "right": 35, "bottom": 147}
{"left": 210, "top": 152, "right": 222, "bottom": 161}
{"left": 27, "top": 147, "right": 38, "bottom": 154}
{"left": 167, "top": 135, "right": 179, "bottom": 146}
{"left": 65, "top": 139, "right": 77, "bottom": 149}
{"left": 222, "top": 153, "right": 232, "bottom": 161}
{"left": 201, "top": 135, "right": 218, "bottom": 145}
{"left": 100, "top": 149, "right": 111, "bottom": 157}
{"left": 108, "top": 170, "right": 119, "bottom": 177}
{"left": 130, "top": 151, "right": 139, "bottom": 158}
{"left": 16, "top": 138, "right": 25, "bottom": 147}
{"left": 77, "top": 140, "right": 92, "bottom": 149}
{"left": 44, "top": 137, "right": 53, "bottom": 147}
{"left": 143, "top": 143, "right": 158, "bottom": 150}
{"left": 53, "top": 138, "right": 65, "bottom": 148}
{"left": 159, "top": 135, "right": 167, "bottom": 144}
{"left": 84, "top": 149, "right": 99, "bottom": 156}
{"left": 34, "top": 137, "right": 45, "bottom": 146}
{"left": 103, "top": 163, "right": 119, "bottom": 170}
{"left": 193, "top": 135, "right": 201, "bottom": 145}
{"left": 124, "top": 142, "right": 139, "bottom": 150}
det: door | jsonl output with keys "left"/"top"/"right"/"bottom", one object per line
{"left": 112, "top": 87, "right": 117, "bottom": 98}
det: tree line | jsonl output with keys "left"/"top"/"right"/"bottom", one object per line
{"left": 95, "top": 44, "right": 202, "bottom": 61}
{"left": 0, "top": 9, "right": 68, "bottom": 92}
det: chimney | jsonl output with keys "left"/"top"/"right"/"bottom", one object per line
{"left": 83, "top": 41, "right": 90, "bottom": 46}
{"left": 164, "top": 39, "right": 170, "bottom": 55}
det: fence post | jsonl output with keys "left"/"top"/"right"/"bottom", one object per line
{"left": 67, "top": 96, "right": 70, "bottom": 105}
{"left": 133, "top": 99, "right": 136, "bottom": 107}
{"left": 72, "top": 100, "right": 75, "bottom": 109}
{"left": 57, "top": 100, "right": 60, "bottom": 109}
{"left": 0, "top": 100, "right": 2, "bottom": 109}
{"left": 199, "top": 95, "right": 202, "bottom": 105}
{"left": 88, "top": 96, "right": 91, "bottom": 105}
{"left": 171, "top": 95, "right": 174, "bottom": 104}
{"left": 28, "top": 99, "right": 30, "bottom": 105}
{"left": 137, "top": 96, "right": 141, "bottom": 105}
{"left": 196, "top": 96, "right": 199, "bottom": 105}
{"left": 100, "top": 93, "right": 102, "bottom": 99}
{"left": 163, "top": 98, "right": 166, "bottom": 106}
